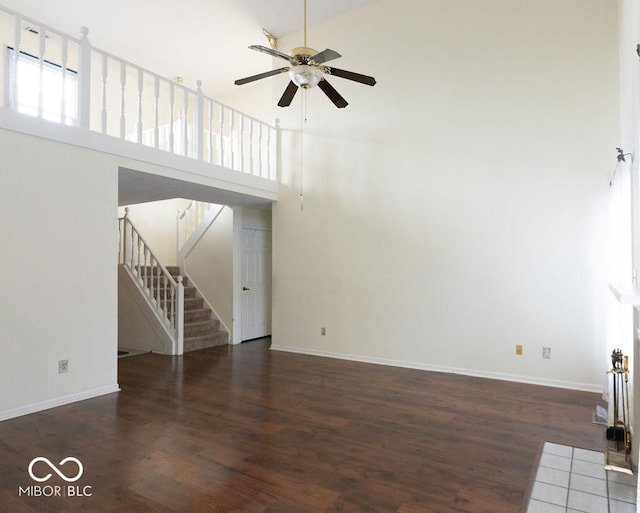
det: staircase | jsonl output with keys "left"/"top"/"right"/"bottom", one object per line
{"left": 119, "top": 209, "right": 230, "bottom": 355}
{"left": 144, "top": 265, "right": 228, "bottom": 352}
{"left": 168, "top": 266, "right": 228, "bottom": 351}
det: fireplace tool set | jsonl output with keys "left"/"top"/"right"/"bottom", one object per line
{"left": 605, "top": 348, "right": 633, "bottom": 474}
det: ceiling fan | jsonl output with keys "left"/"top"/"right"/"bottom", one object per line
{"left": 234, "top": 0, "right": 376, "bottom": 108}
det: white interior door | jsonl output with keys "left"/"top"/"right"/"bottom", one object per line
{"left": 241, "top": 228, "right": 271, "bottom": 341}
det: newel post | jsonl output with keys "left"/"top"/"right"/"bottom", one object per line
{"left": 176, "top": 275, "right": 184, "bottom": 355}
{"left": 78, "top": 26, "right": 91, "bottom": 129}
{"left": 123, "top": 207, "right": 133, "bottom": 267}
{"left": 195, "top": 80, "right": 204, "bottom": 162}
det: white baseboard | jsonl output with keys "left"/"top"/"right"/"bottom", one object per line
{"left": 0, "top": 384, "right": 121, "bottom": 422}
{"left": 270, "top": 345, "right": 603, "bottom": 394}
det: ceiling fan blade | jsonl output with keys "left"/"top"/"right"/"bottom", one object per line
{"left": 278, "top": 81, "right": 299, "bottom": 107}
{"left": 249, "top": 45, "right": 294, "bottom": 63}
{"left": 310, "top": 48, "right": 341, "bottom": 64}
{"left": 318, "top": 78, "right": 348, "bottom": 108}
{"left": 235, "top": 67, "right": 289, "bottom": 86}
{"left": 326, "top": 67, "right": 376, "bottom": 86}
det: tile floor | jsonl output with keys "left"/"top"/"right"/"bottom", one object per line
{"left": 527, "top": 442, "right": 637, "bottom": 513}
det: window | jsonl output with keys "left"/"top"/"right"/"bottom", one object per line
{"left": 6, "top": 47, "right": 77, "bottom": 125}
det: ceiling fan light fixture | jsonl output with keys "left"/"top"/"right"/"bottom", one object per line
{"left": 235, "top": 0, "right": 376, "bottom": 108}
{"left": 289, "top": 65, "right": 322, "bottom": 89}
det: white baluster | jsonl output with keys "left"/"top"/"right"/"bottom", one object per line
{"left": 160, "top": 273, "right": 167, "bottom": 316}
{"left": 156, "top": 264, "right": 162, "bottom": 312}
{"left": 78, "top": 26, "right": 91, "bottom": 128}
{"left": 250, "top": 118, "right": 254, "bottom": 175}
{"left": 153, "top": 76, "right": 160, "bottom": 149}
{"left": 219, "top": 106, "right": 224, "bottom": 167}
{"left": 258, "top": 123, "right": 263, "bottom": 178}
{"left": 136, "top": 68, "right": 143, "bottom": 143}
{"left": 275, "top": 121, "right": 280, "bottom": 180}
{"left": 207, "top": 100, "right": 213, "bottom": 163}
{"left": 198, "top": 202, "right": 203, "bottom": 224}
{"left": 37, "top": 28, "right": 46, "bottom": 119}
{"left": 128, "top": 224, "right": 135, "bottom": 271}
{"left": 141, "top": 245, "right": 149, "bottom": 291}
{"left": 123, "top": 208, "right": 130, "bottom": 265}
{"left": 230, "top": 109, "right": 235, "bottom": 170}
{"left": 169, "top": 81, "right": 175, "bottom": 154}
{"left": 176, "top": 208, "right": 182, "bottom": 257}
{"left": 100, "top": 53, "right": 108, "bottom": 134}
{"left": 118, "top": 218, "right": 122, "bottom": 263}
{"left": 9, "top": 15, "right": 21, "bottom": 109}
{"left": 119, "top": 61, "right": 127, "bottom": 139}
{"left": 272, "top": 120, "right": 280, "bottom": 180}
{"left": 195, "top": 80, "right": 204, "bottom": 161}
{"left": 176, "top": 276, "right": 184, "bottom": 355}
{"left": 136, "top": 235, "right": 142, "bottom": 282}
{"left": 169, "top": 280, "right": 175, "bottom": 330}
{"left": 149, "top": 255, "right": 156, "bottom": 303}
{"left": 240, "top": 115, "right": 245, "bottom": 172}
{"left": 60, "top": 37, "right": 68, "bottom": 124}
{"left": 183, "top": 88, "right": 189, "bottom": 156}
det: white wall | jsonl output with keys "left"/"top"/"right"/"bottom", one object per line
{"left": 617, "top": 0, "right": 640, "bottom": 470}
{"left": 119, "top": 198, "right": 191, "bottom": 265}
{"left": 0, "top": 128, "right": 119, "bottom": 419}
{"left": 267, "top": 0, "right": 619, "bottom": 390}
{"left": 218, "top": 85, "right": 276, "bottom": 127}
{"left": 118, "top": 266, "right": 171, "bottom": 353}
{"left": 241, "top": 206, "right": 272, "bottom": 230}
{"left": 185, "top": 206, "right": 235, "bottom": 336}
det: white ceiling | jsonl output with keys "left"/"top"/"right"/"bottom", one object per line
{"left": 0, "top": 0, "right": 377, "bottom": 97}
{"left": 0, "top": 0, "right": 379, "bottom": 206}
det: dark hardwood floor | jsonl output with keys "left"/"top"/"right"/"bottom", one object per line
{"left": 0, "top": 339, "right": 607, "bottom": 512}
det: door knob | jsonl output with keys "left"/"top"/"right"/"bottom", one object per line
{"left": 243, "top": 286, "right": 250, "bottom": 291}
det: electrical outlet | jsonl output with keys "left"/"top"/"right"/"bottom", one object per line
{"left": 321, "top": 327, "right": 326, "bottom": 336}
{"left": 58, "top": 359, "right": 69, "bottom": 373}
{"left": 542, "top": 347, "right": 551, "bottom": 359}
{"left": 515, "top": 344, "right": 523, "bottom": 356}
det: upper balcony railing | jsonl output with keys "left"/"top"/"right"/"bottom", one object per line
{"left": 0, "top": 5, "right": 277, "bottom": 181}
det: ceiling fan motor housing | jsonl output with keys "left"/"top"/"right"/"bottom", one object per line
{"left": 290, "top": 46, "right": 316, "bottom": 58}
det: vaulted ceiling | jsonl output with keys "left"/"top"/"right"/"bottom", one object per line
{"left": 0, "top": 0, "right": 377, "bottom": 97}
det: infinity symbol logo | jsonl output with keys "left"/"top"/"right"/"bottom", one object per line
{"left": 28, "top": 457, "right": 84, "bottom": 483}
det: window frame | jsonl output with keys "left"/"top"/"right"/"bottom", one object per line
{"left": 5, "top": 46, "right": 78, "bottom": 125}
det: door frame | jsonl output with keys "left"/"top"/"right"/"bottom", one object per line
{"left": 232, "top": 207, "right": 272, "bottom": 344}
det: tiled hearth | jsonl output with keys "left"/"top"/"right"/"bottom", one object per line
{"left": 527, "top": 442, "right": 637, "bottom": 513}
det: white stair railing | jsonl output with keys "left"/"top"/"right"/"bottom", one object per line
{"left": 176, "top": 200, "right": 217, "bottom": 250}
{"left": 0, "top": 4, "right": 278, "bottom": 181}
{"left": 118, "top": 208, "right": 184, "bottom": 355}
{"left": 176, "top": 201, "right": 226, "bottom": 270}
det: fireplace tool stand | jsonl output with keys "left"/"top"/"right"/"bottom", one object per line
{"left": 605, "top": 349, "right": 633, "bottom": 474}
